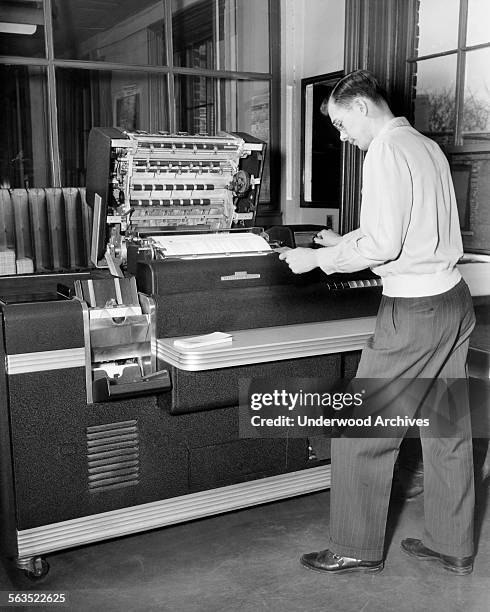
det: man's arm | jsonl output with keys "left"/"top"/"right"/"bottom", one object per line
{"left": 318, "top": 141, "right": 413, "bottom": 274}
{"left": 281, "top": 142, "right": 413, "bottom": 275}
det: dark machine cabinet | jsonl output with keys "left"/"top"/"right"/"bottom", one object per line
{"left": 5, "top": 363, "right": 311, "bottom": 532}
{"left": 6, "top": 372, "right": 187, "bottom": 531}
{"left": 0, "top": 287, "right": 323, "bottom": 580}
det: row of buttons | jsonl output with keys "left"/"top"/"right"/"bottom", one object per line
{"left": 326, "top": 278, "right": 382, "bottom": 290}
{"left": 132, "top": 184, "right": 215, "bottom": 191}
{"left": 130, "top": 199, "right": 215, "bottom": 207}
{"left": 139, "top": 143, "right": 237, "bottom": 152}
{"left": 134, "top": 160, "right": 228, "bottom": 168}
{"left": 135, "top": 167, "right": 227, "bottom": 176}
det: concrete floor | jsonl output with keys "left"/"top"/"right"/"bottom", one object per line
{"left": 1, "top": 469, "right": 489, "bottom": 612}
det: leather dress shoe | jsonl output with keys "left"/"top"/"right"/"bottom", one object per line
{"left": 391, "top": 467, "right": 424, "bottom": 501}
{"left": 300, "top": 549, "right": 384, "bottom": 575}
{"left": 401, "top": 538, "right": 473, "bottom": 575}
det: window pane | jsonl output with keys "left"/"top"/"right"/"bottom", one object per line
{"left": 219, "top": 80, "right": 270, "bottom": 202}
{"left": 175, "top": 76, "right": 270, "bottom": 201}
{"left": 175, "top": 75, "right": 217, "bottom": 133}
{"left": 172, "top": 0, "right": 270, "bottom": 72}
{"left": 0, "top": 0, "right": 45, "bottom": 57}
{"left": 463, "top": 48, "right": 490, "bottom": 144}
{"left": 466, "top": 0, "right": 490, "bottom": 47}
{"left": 417, "top": 0, "right": 459, "bottom": 56}
{"left": 219, "top": 0, "right": 269, "bottom": 72}
{"left": 172, "top": 0, "right": 215, "bottom": 69}
{"left": 235, "top": 81, "right": 270, "bottom": 201}
{"left": 0, "top": 65, "right": 50, "bottom": 188}
{"left": 56, "top": 68, "right": 169, "bottom": 186}
{"left": 413, "top": 55, "right": 458, "bottom": 143}
{"left": 52, "top": 0, "right": 167, "bottom": 65}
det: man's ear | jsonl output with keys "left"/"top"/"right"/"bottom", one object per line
{"left": 353, "top": 97, "right": 369, "bottom": 116}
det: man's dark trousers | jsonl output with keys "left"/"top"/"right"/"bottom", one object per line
{"left": 329, "top": 279, "right": 476, "bottom": 561}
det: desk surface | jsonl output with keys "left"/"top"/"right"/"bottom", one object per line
{"left": 157, "top": 317, "right": 376, "bottom": 371}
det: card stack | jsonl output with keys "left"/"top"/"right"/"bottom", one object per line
{"left": 16, "top": 257, "right": 34, "bottom": 274}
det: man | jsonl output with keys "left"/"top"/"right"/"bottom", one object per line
{"left": 279, "top": 70, "right": 475, "bottom": 575}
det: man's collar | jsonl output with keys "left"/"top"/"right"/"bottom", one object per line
{"left": 377, "top": 116, "right": 410, "bottom": 138}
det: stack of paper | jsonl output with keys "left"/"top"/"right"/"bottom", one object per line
{"left": 151, "top": 232, "right": 271, "bottom": 257}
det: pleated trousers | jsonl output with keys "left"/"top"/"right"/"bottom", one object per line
{"left": 329, "top": 278, "right": 476, "bottom": 560}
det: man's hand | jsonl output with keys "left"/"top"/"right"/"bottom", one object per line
{"left": 314, "top": 229, "right": 342, "bottom": 247}
{"left": 278, "top": 247, "right": 319, "bottom": 274}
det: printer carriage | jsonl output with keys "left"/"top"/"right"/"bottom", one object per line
{"left": 86, "top": 128, "right": 266, "bottom": 274}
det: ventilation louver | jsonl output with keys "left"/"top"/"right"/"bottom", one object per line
{"left": 86, "top": 420, "right": 140, "bottom": 493}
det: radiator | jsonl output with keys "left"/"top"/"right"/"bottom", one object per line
{"left": 0, "top": 187, "right": 92, "bottom": 275}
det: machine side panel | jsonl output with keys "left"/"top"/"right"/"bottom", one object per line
{"left": 162, "top": 353, "right": 341, "bottom": 414}
{"left": 85, "top": 127, "right": 127, "bottom": 209}
{"left": 8, "top": 370, "right": 188, "bottom": 530}
{"left": 8, "top": 368, "right": 311, "bottom": 529}
{"left": 0, "top": 314, "right": 18, "bottom": 558}
{"left": 3, "top": 300, "right": 84, "bottom": 354}
{"left": 153, "top": 285, "right": 381, "bottom": 338}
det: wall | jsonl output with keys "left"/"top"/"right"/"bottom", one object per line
{"left": 280, "top": 0, "right": 345, "bottom": 225}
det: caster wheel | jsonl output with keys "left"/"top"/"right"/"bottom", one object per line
{"left": 22, "top": 558, "right": 50, "bottom": 581}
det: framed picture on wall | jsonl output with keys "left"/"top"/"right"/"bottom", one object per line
{"left": 300, "top": 71, "right": 343, "bottom": 208}
{"left": 114, "top": 88, "right": 140, "bottom": 131}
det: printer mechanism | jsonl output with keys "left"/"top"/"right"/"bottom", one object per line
{"left": 86, "top": 128, "right": 266, "bottom": 274}
{"left": 82, "top": 128, "right": 266, "bottom": 401}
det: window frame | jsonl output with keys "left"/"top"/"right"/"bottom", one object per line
{"left": 408, "top": 0, "right": 490, "bottom": 255}
{"left": 407, "top": 0, "right": 490, "bottom": 151}
{"left": 0, "top": 0, "right": 281, "bottom": 210}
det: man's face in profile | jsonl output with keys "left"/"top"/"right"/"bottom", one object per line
{"left": 328, "top": 98, "right": 373, "bottom": 151}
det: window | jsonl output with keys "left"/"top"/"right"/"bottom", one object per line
{"left": 0, "top": 0, "right": 279, "bottom": 209}
{"left": 0, "top": 65, "right": 51, "bottom": 188}
{"left": 411, "top": 0, "right": 490, "bottom": 147}
{"left": 409, "top": 0, "right": 490, "bottom": 252}
{"left": 0, "top": 0, "right": 45, "bottom": 58}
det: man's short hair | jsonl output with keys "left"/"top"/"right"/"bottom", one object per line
{"left": 320, "top": 69, "right": 388, "bottom": 115}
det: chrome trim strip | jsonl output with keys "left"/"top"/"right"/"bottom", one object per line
{"left": 6, "top": 348, "right": 85, "bottom": 375}
{"left": 157, "top": 318, "right": 376, "bottom": 371}
{"left": 17, "top": 465, "right": 330, "bottom": 558}
{"left": 79, "top": 299, "right": 93, "bottom": 404}
{"left": 161, "top": 334, "right": 367, "bottom": 360}
{"left": 158, "top": 340, "right": 368, "bottom": 371}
